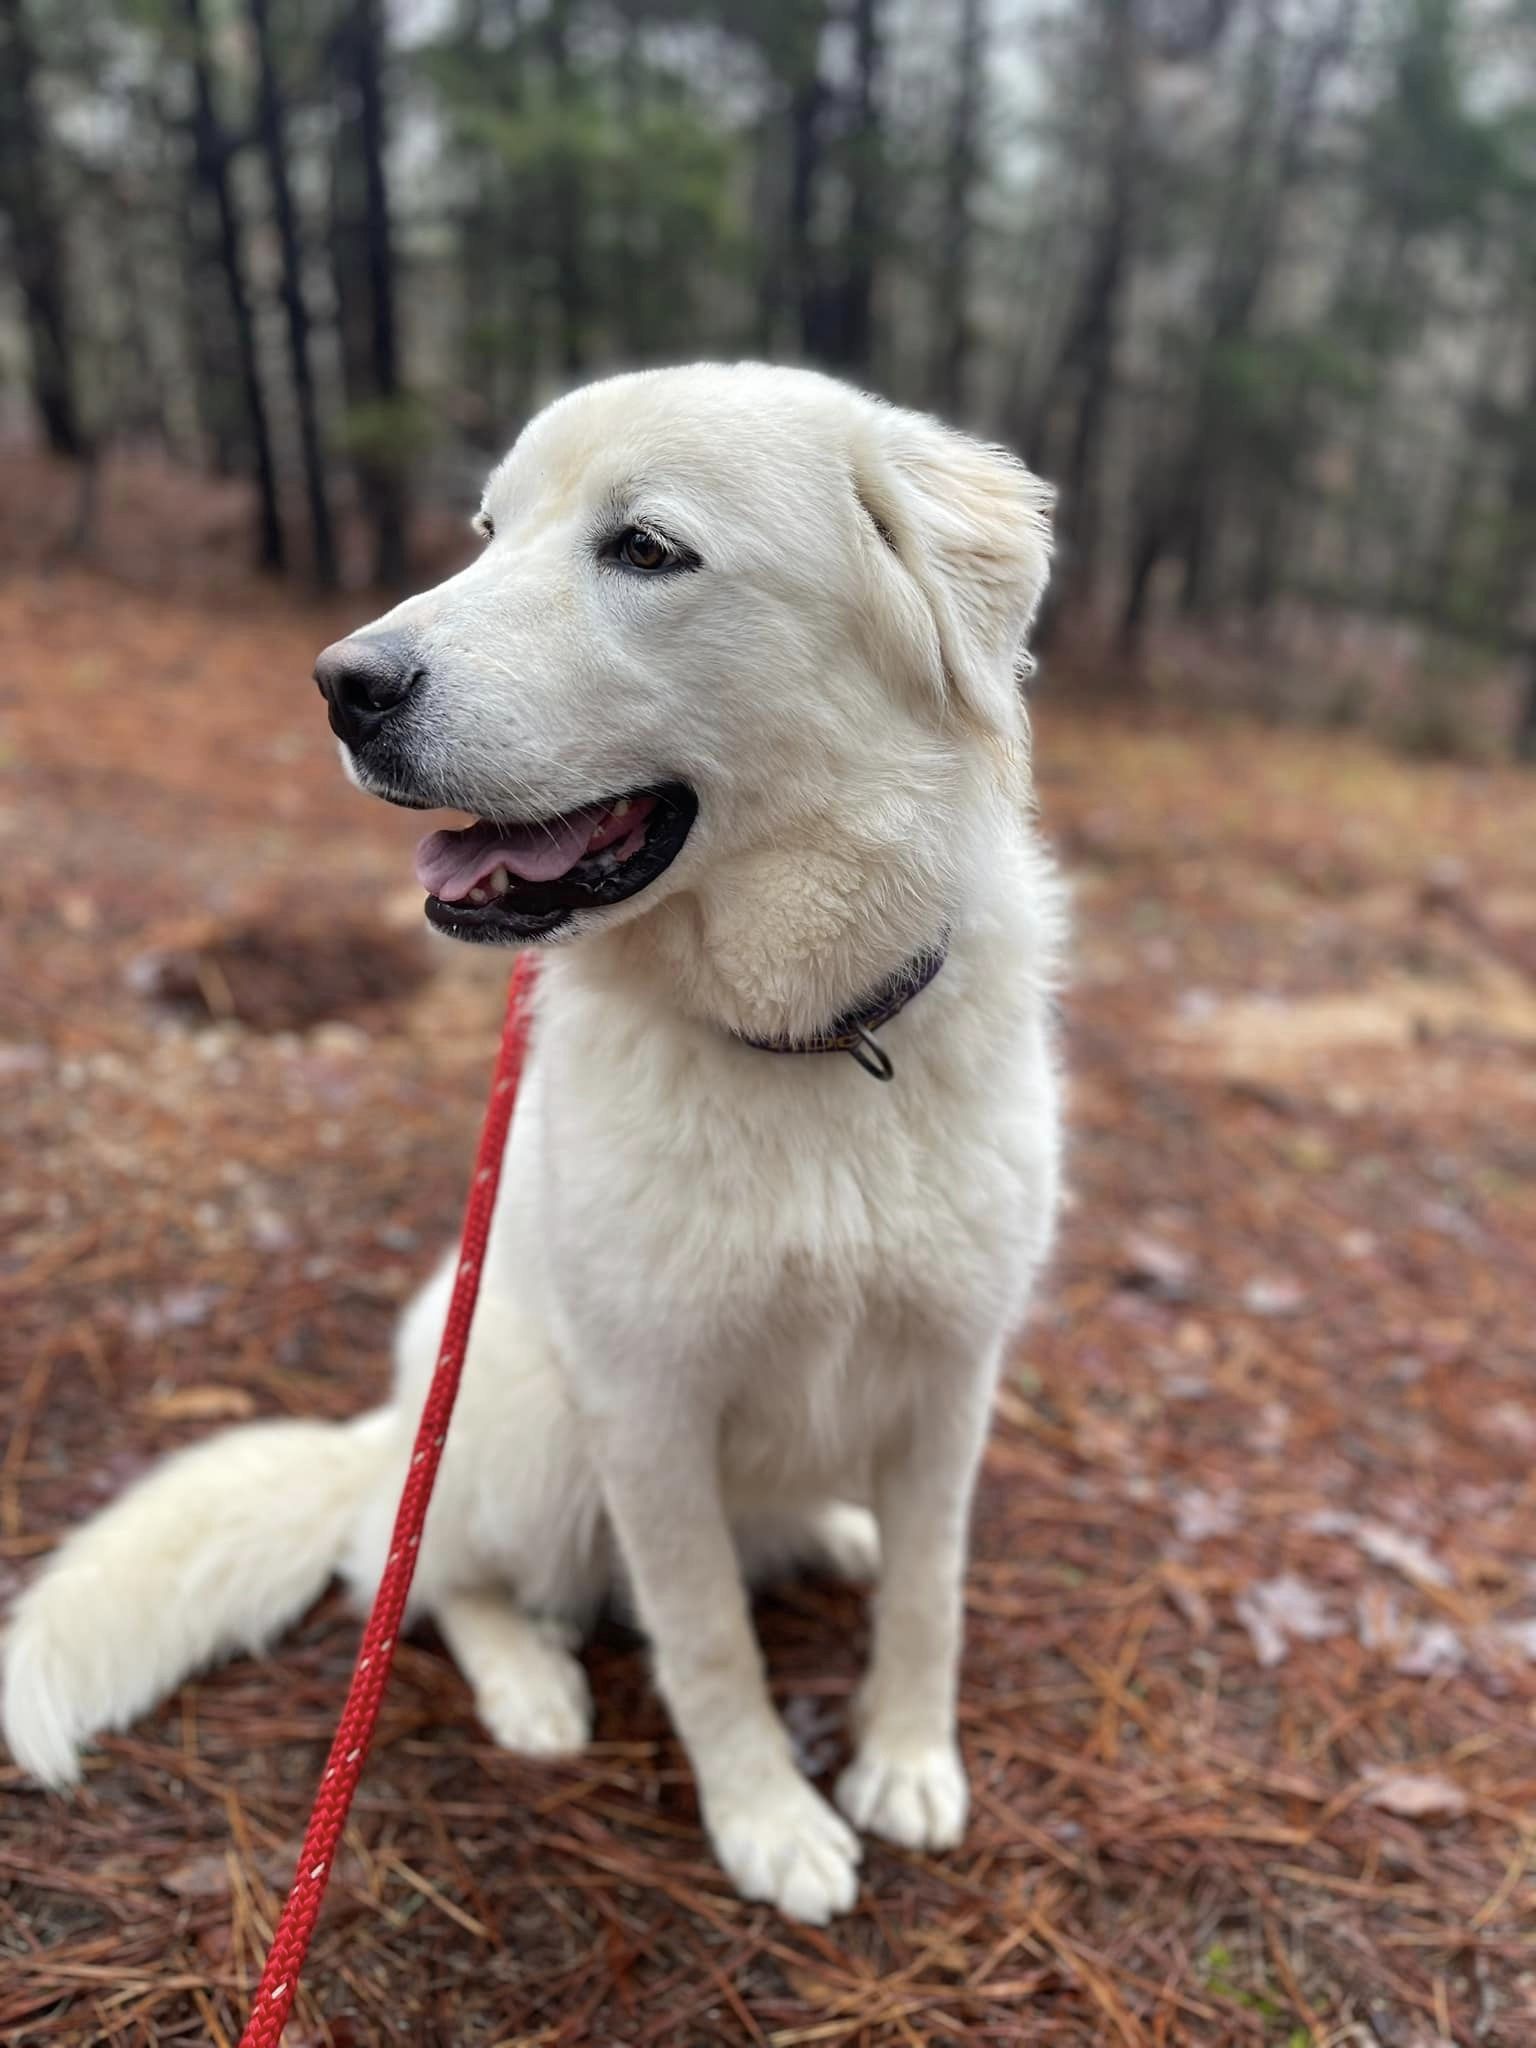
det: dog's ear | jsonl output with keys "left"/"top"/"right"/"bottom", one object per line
{"left": 851, "top": 404, "right": 1053, "bottom": 740}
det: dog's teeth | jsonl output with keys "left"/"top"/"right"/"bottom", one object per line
{"left": 611, "top": 797, "right": 632, "bottom": 817}
{"left": 487, "top": 866, "right": 511, "bottom": 896}
{"left": 468, "top": 888, "right": 488, "bottom": 905}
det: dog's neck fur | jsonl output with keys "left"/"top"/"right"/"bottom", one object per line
{"left": 561, "top": 748, "right": 1020, "bottom": 1046}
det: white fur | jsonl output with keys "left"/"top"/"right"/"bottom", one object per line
{"left": 3, "top": 365, "right": 1063, "bottom": 1925}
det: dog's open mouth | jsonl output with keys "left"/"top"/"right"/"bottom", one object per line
{"left": 412, "top": 783, "right": 697, "bottom": 943}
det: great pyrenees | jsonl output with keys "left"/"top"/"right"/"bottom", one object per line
{"left": 4, "top": 364, "right": 1063, "bottom": 1924}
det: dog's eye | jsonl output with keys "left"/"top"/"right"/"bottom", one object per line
{"left": 616, "top": 527, "right": 672, "bottom": 572}
{"left": 473, "top": 511, "right": 494, "bottom": 542}
{"left": 598, "top": 522, "right": 699, "bottom": 576}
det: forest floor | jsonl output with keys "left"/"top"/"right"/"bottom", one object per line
{"left": 3, "top": 456, "right": 1536, "bottom": 2046}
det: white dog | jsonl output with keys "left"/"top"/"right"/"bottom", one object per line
{"left": 4, "top": 364, "right": 1063, "bottom": 1925}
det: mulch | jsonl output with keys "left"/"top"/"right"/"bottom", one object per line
{"left": 3, "top": 455, "right": 1535, "bottom": 2044}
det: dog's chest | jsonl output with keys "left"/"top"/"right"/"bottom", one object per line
{"left": 527, "top": 1015, "right": 1055, "bottom": 1388}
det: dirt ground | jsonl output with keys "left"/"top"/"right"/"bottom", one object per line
{"left": 3, "top": 460, "right": 1536, "bottom": 2046}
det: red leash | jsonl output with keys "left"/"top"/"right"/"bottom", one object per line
{"left": 236, "top": 956, "right": 537, "bottom": 2048}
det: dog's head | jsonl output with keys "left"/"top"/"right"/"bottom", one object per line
{"left": 317, "top": 365, "right": 1051, "bottom": 1009}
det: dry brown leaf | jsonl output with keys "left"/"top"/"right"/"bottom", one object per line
{"left": 1234, "top": 1574, "right": 1340, "bottom": 1669}
{"left": 1359, "top": 1769, "right": 1469, "bottom": 1820}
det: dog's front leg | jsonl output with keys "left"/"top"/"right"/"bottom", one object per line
{"left": 597, "top": 1425, "right": 862, "bottom": 1924}
{"left": 835, "top": 1355, "right": 998, "bottom": 1853}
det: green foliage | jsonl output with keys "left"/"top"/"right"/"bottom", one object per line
{"left": 1212, "top": 332, "right": 1371, "bottom": 449}
{"left": 1198, "top": 1943, "right": 1309, "bottom": 2042}
{"left": 422, "top": 25, "right": 747, "bottom": 365}
{"left": 334, "top": 393, "right": 436, "bottom": 471}
{"left": 415, "top": 37, "right": 518, "bottom": 126}
{"left": 615, "top": 0, "right": 825, "bottom": 80}
{"left": 1361, "top": 0, "right": 1506, "bottom": 240}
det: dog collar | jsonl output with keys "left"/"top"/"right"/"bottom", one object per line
{"left": 736, "top": 930, "right": 950, "bottom": 1082}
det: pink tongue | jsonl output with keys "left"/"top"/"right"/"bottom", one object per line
{"left": 414, "top": 809, "right": 603, "bottom": 900}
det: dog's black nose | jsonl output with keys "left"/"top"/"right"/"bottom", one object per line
{"left": 313, "top": 632, "right": 424, "bottom": 747}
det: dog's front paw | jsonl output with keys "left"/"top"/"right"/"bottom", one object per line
{"left": 836, "top": 1739, "right": 968, "bottom": 1852}
{"left": 707, "top": 1772, "right": 863, "bottom": 1924}
{"left": 473, "top": 1624, "right": 592, "bottom": 1758}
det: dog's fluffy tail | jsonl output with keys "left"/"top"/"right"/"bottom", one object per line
{"left": 2, "top": 1407, "right": 397, "bottom": 1788}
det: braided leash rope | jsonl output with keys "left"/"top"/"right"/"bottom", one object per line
{"left": 237, "top": 955, "right": 537, "bottom": 2048}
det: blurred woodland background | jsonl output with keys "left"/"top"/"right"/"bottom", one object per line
{"left": 3, "top": 0, "right": 1536, "bottom": 754}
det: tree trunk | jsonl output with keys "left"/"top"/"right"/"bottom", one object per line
{"left": 181, "top": 0, "right": 284, "bottom": 570}
{"left": 543, "top": 0, "right": 586, "bottom": 375}
{"left": 1178, "top": 470, "right": 1221, "bottom": 616}
{"left": 0, "top": 0, "right": 84, "bottom": 457}
{"left": 1022, "top": 0, "right": 1139, "bottom": 621}
{"left": 1332, "top": 225, "right": 1413, "bottom": 602}
{"left": 785, "top": 5, "right": 829, "bottom": 362}
{"left": 1517, "top": 649, "right": 1536, "bottom": 764}
{"left": 751, "top": 105, "right": 787, "bottom": 354}
{"left": 928, "top": 0, "right": 984, "bottom": 417}
{"left": 1490, "top": 301, "right": 1536, "bottom": 761}
{"left": 176, "top": 145, "right": 245, "bottom": 479}
{"left": 1243, "top": 485, "right": 1285, "bottom": 627}
{"left": 1057, "top": 0, "right": 1137, "bottom": 597}
{"left": 1120, "top": 0, "right": 1356, "bottom": 647}
{"left": 1118, "top": 515, "right": 1163, "bottom": 653}
{"left": 355, "top": 0, "right": 406, "bottom": 584}
{"left": 106, "top": 204, "right": 172, "bottom": 449}
{"left": 613, "top": 7, "right": 646, "bottom": 359}
{"left": 1494, "top": 308, "right": 1536, "bottom": 630}
{"left": 332, "top": 0, "right": 408, "bottom": 587}
{"left": 788, "top": 78, "right": 828, "bottom": 359}
{"left": 451, "top": 0, "right": 525, "bottom": 436}
{"left": 820, "top": 0, "right": 882, "bottom": 376}
{"left": 1411, "top": 284, "right": 1505, "bottom": 619}
{"left": 249, "top": 0, "right": 337, "bottom": 587}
